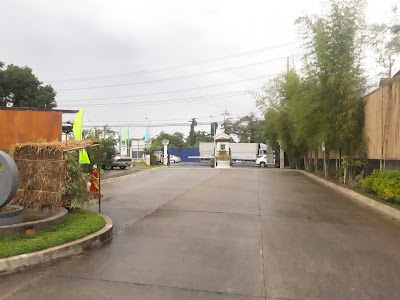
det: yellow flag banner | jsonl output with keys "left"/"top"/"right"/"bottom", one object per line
{"left": 73, "top": 107, "right": 91, "bottom": 164}
{"left": 79, "top": 149, "right": 91, "bottom": 164}
{"left": 73, "top": 108, "right": 84, "bottom": 140}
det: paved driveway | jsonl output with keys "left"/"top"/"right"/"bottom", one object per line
{"left": 1, "top": 168, "right": 399, "bottom": 299}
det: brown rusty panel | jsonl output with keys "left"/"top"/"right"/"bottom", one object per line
{"left": 0, "top": 110, "right": 62, "bottom": 150}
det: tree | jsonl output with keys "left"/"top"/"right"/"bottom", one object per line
{"left": 231, "top": 114, "right": 264, "bottom": 143}
{"left": 152, "top": 131, "right": 185, "bottom": 148}
{"left": 296, "top": 0, "right": 367, "bottom": 175}
{"left": 83, "top": 126, "right": 117, "bottom": 170}
{"left": 187, "top": 118, "right": 198, "bottom": 146}
{"left": 256, "top": 70, "right": 307, "bottom": 168}
{"left": 369, "top": 4, "right": 400, "bottom": 77}
{"left": 193, "top": 131, "right": 213, "bottom": 147}
{"left": 0, "top": 63, "right": 57, "bottom": 108}
{"left": 255, "top": 0, "right": 367, "bottom": 175}
{"left": 221, "top": 109, "right": 233, "bottom": 134}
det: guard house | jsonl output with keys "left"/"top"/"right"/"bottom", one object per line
{"left": 0, "top": 107, "right": 78, "bottom": 150}
{"left": 214, "top": 133, "right": 231, "bottom": 154}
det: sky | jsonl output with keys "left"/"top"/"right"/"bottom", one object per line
{"left": 0, "top": 0, "right": 398, "bottom": 139}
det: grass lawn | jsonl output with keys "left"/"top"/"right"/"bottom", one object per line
{"left": 0, "top": 209, "right": 106, "bottom": 259}
{"left": 135, "top": 162, "right": 165, "bottom": 170}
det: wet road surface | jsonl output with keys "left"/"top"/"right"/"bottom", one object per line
{"left": 1, "top": 167, "right": 399, "bottom": 299}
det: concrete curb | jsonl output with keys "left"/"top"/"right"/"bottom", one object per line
{"left": 102, "top": 166, "right": 165, "bottom": 184}
{"left": 0, "top": 207, "right": 68, "bottom": 237}
{"left": 299, "top": 170, "right": 400, "bottom": 222}
{"left": 0, "top": 214, "right": 113, "bottom": 275}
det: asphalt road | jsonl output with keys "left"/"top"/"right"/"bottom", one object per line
{"left": 1, "top": 167, "right": 399, "bottom": 299}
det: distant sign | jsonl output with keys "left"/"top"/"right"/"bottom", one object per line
{"left": 121, "top": 145, "right": 128, "bottom": 156}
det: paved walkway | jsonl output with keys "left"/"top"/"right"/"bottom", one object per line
{"left": 1, "top": 168, "right": 399, "bottom": 299}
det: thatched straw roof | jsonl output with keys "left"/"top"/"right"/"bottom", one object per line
{"left": 12, "top": 140, "right": 100, "bottom": 152}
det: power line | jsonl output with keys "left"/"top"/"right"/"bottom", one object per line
{"left": 62, "top": 88, "right": 260, "bottom": 106}
{"left": 57, "top": 56, "right": 294, "bottom": 92}
{"left": 83, "top": 112, "right": 252, "bottom": 124}
{"left": 57, "top": 74, "right": 275, "bottom": 103}
{"left": 49, "top": 41, "right": 299, "bottom": 83}
{"left": 59, "top": 88, "right": 261, "bottom": 108}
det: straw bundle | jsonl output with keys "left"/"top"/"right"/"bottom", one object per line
{"left": 9, "top": 140, "right": 98, "bottom": 210}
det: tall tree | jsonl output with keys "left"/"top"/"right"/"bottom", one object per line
{"left": 256, "top": 70, "right": 307, "bottom": 167}
{"left": 221, "top": 109, "right": 233, "bottom": 134}
{"left": 187, "top": 118, "right": 198, "bottom": 146}
{"left": 369, "top": 4, "right": 400, "bottom": 77}
{"left": 0, "top": 63, "right": 57, "bottom": 108}
{"left": 231, "top": 113, "right": 264, "bottom": 143}
{"left": 82, "top": 125, "right": 117, "bottom": 170}
{"left": 296, "top": 0, "right": 367, "bottom": 158}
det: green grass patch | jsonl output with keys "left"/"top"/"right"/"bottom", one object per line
{"left": 135, "top": 162, "right": 165, "bottom": 170}
{"left": 0, "top": 209, "right": 106, "bottom": 259}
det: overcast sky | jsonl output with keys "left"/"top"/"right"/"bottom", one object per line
{"left": 1, "top": 0, "right": 398, "bottom": 139}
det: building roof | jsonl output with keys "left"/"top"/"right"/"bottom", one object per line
{"left": 0, "top": 107, "right": 79, "bottom": 114}
{"left": 214, "top": 133, "right": 231, "bottom": 142}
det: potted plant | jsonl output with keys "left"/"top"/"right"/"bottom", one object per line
{"left": 215, "top": 150, "right": 232, "bottom": 168}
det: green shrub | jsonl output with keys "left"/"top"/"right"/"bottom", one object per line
{"left": 307, "top": 164, "right": 315, "bottom": 173}
{"left": 63, "top": 151, "right": 90, "bottom": 208}
{"left": 150, "top": 153, "right": 158, "bottom": 165}
{"left": 362, "top": 170, "right": 380, "bottom": 194}
{"left": 216, "top": 150, "right": 231, "bottom": 161}
{"left": 349, "top": 173, "right": 363, "bottom": 188}
{"left": 372, "top": 171, "right": 400, "bottom": 203}
{"left": 328, "top": 168, "right": 338, "bottom": 179}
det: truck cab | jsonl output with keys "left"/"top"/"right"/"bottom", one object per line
{"left": 256, "top": 152, "right": 276, "bottom": 168}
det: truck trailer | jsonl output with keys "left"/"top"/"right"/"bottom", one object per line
{"left": 199, "top": 142, "right": 273, "bottom": 163}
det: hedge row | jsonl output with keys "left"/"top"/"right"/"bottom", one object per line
{"left": 362, "top": 170, "right": 400, "bottom": 203}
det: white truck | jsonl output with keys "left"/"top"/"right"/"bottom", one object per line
{"left": 199, "top": 143, "right": 215, "bottom": 160}
{"left": 199, "top": 142, "right": 275, "bottom": 165}
{"left": 256, "top": 152, "right": 276, "bottom": 167}
{"left": 230, "top": 143, "right": 260, "bottom": 161}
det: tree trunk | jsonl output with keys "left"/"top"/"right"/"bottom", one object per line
{"left": 314, "top": 149, "right": 318, "bottom": 171}
{"left": 323, "top": 151, "right": 328, "bottom": 178}
{"left": 304, "top": 154, "right": 308, "bottom": 170}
